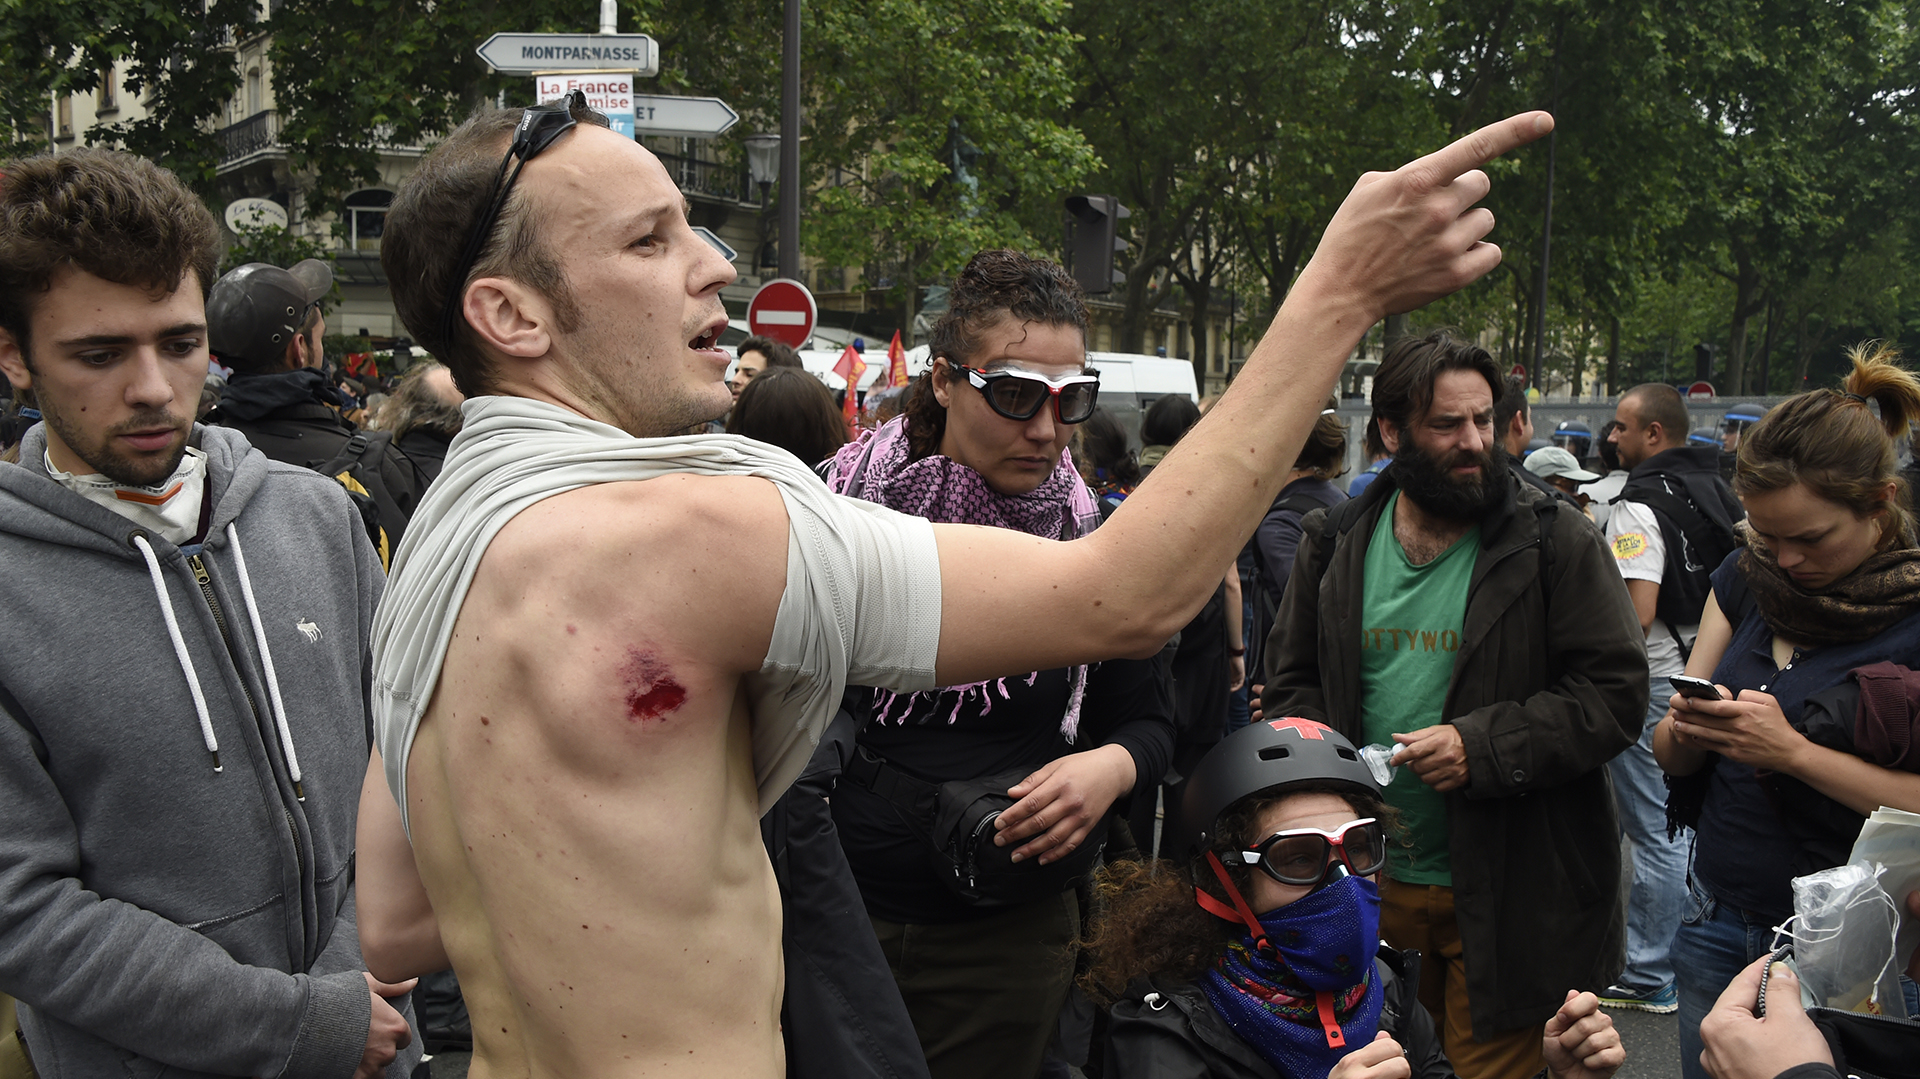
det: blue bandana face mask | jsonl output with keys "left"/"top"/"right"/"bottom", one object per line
{"left": 1264, "top": 870, "right": 1382, "bottom": 991}
{"left": 1200, "top": 865, "right": 1386, "bottom": 1077}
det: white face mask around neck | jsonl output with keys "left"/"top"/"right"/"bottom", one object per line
{"left": 46, "top": 446, "right": 209, "bottom": 545}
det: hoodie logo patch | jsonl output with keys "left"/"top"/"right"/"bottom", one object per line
{"left": 296, "top": 619, "right": 323, "bottom": 643}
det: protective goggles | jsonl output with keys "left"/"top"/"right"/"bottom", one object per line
{"left": 954, "top": 363, "right": 1101, "bottom": 424}
{"left": 439, "top": 93, "right": 585, "bottom": 344}
{"left": 1238, "top": 817, "right": 1387, "bottom": 886}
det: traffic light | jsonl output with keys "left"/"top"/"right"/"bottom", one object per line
{"left": 1065, "top": 194, "right": 1129, "bottom": 295}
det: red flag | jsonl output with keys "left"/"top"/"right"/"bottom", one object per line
{"left": 886, "top": 329, "right": 909, "bottom": 388}
{"left": 832, "top": 345, "right": 867, "bottom": 431}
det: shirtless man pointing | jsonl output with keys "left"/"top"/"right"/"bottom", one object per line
{"left": 355, "top": 99, "right": 1553, "bottom": 1078}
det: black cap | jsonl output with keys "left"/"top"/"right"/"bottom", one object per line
{"left": 1166, "top": 717, "right": 1381, "bottom": 866}
{"left": 207, "top": 259, "right": 332, "bottom": 366}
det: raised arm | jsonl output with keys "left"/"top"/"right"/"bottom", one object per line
{"left": 931, "top": 112, "right": 1555, "bottom": 686}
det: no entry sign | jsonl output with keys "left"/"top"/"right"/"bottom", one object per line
{"left": 747, "top": 278, "right": 816, "bottom": 349}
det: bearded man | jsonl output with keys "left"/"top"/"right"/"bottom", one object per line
{"left": 1261, "top": 330, "right": 1647, "bottom": 1079}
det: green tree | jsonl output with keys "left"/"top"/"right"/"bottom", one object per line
{"left": 0, "top": 0, "right": 256, "bottom": 188}
{"left": 799, "top": 0, "right": 1097, "bottom": 337}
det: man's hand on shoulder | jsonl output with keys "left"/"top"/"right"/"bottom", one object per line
{"left": 356, "top": 972, "right": 415, "bottom": 1079}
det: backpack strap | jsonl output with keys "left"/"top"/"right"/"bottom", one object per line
{"left": 316, "top": 430, "right": 409, "bottom": 550}
{"left": 1249, "top": 487, "right": 1340, "bottom": 586}
{"left": 1533, "top": 497, "right": 1558, "bottom": 625}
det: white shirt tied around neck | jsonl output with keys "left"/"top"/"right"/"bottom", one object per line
{"left": 370, "top": 395, "right": 943, "bottom": 833}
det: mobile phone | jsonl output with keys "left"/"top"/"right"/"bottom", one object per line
{"left": 1670, "top": 675, "right": 1725, "bottom": 701}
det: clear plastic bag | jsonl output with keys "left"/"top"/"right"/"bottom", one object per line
{"left": 1847, "top": 807, "right": 1920, "bottom": 985}
{"left": 1358, "top": 743, "right": 1404, "bottom": 787}
{"left": 1782, "top": 861, "right": 1905, "bottom": 1017}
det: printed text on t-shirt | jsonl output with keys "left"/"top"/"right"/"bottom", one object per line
{"left": 1361, "top": 627, "right": 1461, "bottom": 652}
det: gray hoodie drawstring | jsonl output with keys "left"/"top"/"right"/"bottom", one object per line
{"left": 131, "top": 534, "right": 222, "bottom": 772}
{"left": 224, "top": 523, "right": 304, "bottom": 801}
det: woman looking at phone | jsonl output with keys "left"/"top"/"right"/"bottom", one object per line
{"left": 1653, "top": 344, "right": 1920, "bottom": 1079}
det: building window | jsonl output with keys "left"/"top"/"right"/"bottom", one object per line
{"left": 55, "top": 95, "right": 73, "bottom": 139}
{"left": 97, "top": 67, "right": 117, "bottom": 112}
{"left": 246, "top": 66, "right": 261, "bottom": 115}
{"left": 345, "top": 189, "right": 393, "bottom": 251}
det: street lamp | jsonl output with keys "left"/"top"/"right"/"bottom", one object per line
{"left": 744, "top": 134, "right": 780, "bottom": 206}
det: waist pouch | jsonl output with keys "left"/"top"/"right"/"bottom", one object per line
{"left": 845, "top": 743, "right": 1104, "bottom": 907}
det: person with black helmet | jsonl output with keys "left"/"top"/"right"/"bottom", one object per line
{"left": 205, "top": 259, "right": 421, "bottom": 562}
{"left": 1087, "top": 718, "right": 1624, "bottom": 1079}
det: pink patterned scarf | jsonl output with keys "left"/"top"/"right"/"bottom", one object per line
{"left": 828, "top": 417, "right": 1102, "bottom": 738}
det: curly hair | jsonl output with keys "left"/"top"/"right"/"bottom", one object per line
{"left": 0, "top": 148, "right": 220, "bottom": 363}
{"left": 1081, "top": 780, "right": 1390, "bottom": 1004}
{"left": 902, "top": 249, "right": 1088, "bottom": 461}
{"left": 1736, "top": 342, "right": 1920, "bottom": 547}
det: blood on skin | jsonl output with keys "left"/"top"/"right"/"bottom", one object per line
{"left": 620, "top": 647, "right": 688, "bottom": 722}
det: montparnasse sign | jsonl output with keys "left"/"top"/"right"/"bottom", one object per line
{"left": 476, "top": 33, "right": 659, "bottom": 76}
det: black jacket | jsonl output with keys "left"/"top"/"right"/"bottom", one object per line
{"left": 1263, "top": 469, "right": 1646, "bottom": 1034}
{"left": 1105, "top": 945, "right": 1453, "bottom": 1079}
{"left": 210, "top": 369, "right": 422, "bottom": 548}
{"left": 396, "top": 428, "right": 453, "bottom": 489}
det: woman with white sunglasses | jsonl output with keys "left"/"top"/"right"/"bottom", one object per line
{"left": 825, "top": 249, "right": 1176, "bottom": 1079}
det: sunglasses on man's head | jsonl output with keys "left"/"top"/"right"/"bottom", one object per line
{"left": 438, "top": 93, "right": 586, "bottom": 345}
{"left": 1238, "top": 817, "right": 1387, "bottom": 886}
{"left": 953, "top": 362, "right": 1101, "bottom": 425}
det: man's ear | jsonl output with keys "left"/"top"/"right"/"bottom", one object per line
{"left": 463, "top": 276, "right": 554, "bottom": 362}
{"left": 0, "top": 329, "right": 32, "bottom": 392}
{"left": 1377, "top": 416, "right": 1402, "bottom": 456}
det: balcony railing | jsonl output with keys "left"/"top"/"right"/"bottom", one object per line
{"left": 217, "top": 110, "right": 278, "bottom": 165}
{"left": 655, "top": 151, "right": 751, "bottom": 204}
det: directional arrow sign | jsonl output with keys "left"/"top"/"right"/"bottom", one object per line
{"left": 632, "top": 95, "right": 739, "bottom": 138}
{"left": 476, "top": 33, "right": 659, "bottom": 76}
{"left": 690, "top": 227, "right": 737, "bottom": 263}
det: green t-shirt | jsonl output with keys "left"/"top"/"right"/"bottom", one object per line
{"left": 1359, "top": 493, "right": 1478, "bottom": 887}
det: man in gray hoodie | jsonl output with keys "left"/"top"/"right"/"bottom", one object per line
{"left": 0, "top": 149, "right": 419, "bottom": 1077}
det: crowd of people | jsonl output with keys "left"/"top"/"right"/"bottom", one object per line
{"left": 0, "top": 97, "right": 1915, "bottom": 1079}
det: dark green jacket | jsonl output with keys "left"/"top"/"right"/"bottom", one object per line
{"left": 1261, "top": 467, "right": 1647, "bottom": 1035}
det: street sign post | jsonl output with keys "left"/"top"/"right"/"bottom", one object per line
{"left": 631, "top": 95, "right": 739, "bottom": 138}
{"left": 690, "top": 227, "right": 737, "bottom": 263}
{"left": 536, "top": 73, "right": 634, "bottom": 138}
{"left": 477, "top": 33, "right": 659, "bottom": 76}
{"left": 747, "top": 279, "right": 816, "bottom": 349}
{"left": 1687, "top": 381, "right": 1716, "bottom": 400}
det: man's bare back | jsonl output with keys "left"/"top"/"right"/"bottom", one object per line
{"left": 406, "top": 475, "right": 791, "bottom": 1077}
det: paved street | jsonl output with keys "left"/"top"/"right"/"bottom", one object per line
{"left": 1612, "top": 1004, "right": 1685, "bottom": 1078}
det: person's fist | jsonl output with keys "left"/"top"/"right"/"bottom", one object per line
{"left": 1329, "top": 1031, "right": 1412, "bottom": 1079}
{"left": 355, "top": 972, "right": 416, "bottom": 1079}
{"left": 1543, "top": 990, "right": 1624, "bottom": 1079}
